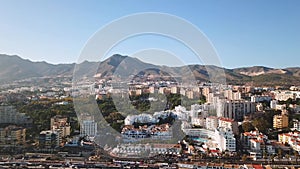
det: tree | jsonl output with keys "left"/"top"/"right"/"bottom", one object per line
{"left": 252, "top": 118, "right": 270, "bottom": 133}
{"left": 242, "top": 122, "right": 255, "bottom": 132}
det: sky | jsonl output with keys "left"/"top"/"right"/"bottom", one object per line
{"left": 0, "top": 0, "right": 299, "bottom": 68}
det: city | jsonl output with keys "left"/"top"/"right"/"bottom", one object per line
{"left": 1, "top": 1, "right": 300, "bottom": 168}
{"left": 0, "top": 54, "right": 300, "bottom": 168}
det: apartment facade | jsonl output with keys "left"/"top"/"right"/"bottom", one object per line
{"left": 0, "top": 125, "right": 26, "bottom": 146}
{"left": 273, "top": 114, "right": 288, "bottom": 129}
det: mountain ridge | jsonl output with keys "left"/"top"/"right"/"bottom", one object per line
{"left": 0, "top": 54, "right": 299, "bottom": 86}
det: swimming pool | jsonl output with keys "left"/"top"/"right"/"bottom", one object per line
{"left": 192, "top": 137, "right": 208, "bottom": 143}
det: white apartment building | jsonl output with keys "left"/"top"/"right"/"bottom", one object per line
{"left": 191, "top": 117, "right": 205, "bottom": 127}
{"left": 278, "top": 132, "right": 300, "bottom": 152}
{"left": 292, "top": 119, "right": 300, "bottom": 131}
{"left": 174, "top": 105, "right": 190, "bottom": 121}
{"left": 220, "top": 100, "right": 256, "bottom": 121}
{"left": 206, "top": 116, "right": 218, "bottom": 131}
{"left": 270, "top": 100, "right": 278, "bottom": 109}
{"left": 124, "top": 114, "right": 158, "bottom": 125}
{"left": 80, "top": 120, "right": 97, "bottom": 137}
{"left": 112, "top": 143, "right": 181, "bottom": 157}
{"left": 190, "top": 104, "right": 213, "bottom": 118}
{"left": 273, "top": 90, "right": 300, "bottom": 101}
{"left": 218, "top": 117, "right": 239, "bottom": 135}
{"left": 214, "top": 127, "right": 236, "bottom": 152}
{"left": 250, "top": 95, "right": 272, "bottom": 103}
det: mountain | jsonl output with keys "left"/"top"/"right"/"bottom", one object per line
{"left": 0, "top": 54, "right": 74, "bottom": 82}
{"left": 233, "top": 66, "right": 293, "bottom": 76}
{"left": 0, "top": 54, "right": 299, "bottom": 86}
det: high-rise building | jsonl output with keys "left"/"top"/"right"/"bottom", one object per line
{"left": 206, "top": 116, "right": 218, "bottom": 131}
{"left": 50, "top": 115, "right": 71, "bottom": 137}
{"left": 80, "top": 120, "right": 98, "bottom": 137}
{"left": 273, "top": 114, "right": 289, "bottom": 129}
{"left": 39, "top": 130, "right": 62, "bottom": 148}
{"left": 218, "top": 117, "right": 239, "bottom": 135}
{"left": 215, "top": 127, "right": 236, "bottom": 152}
{"left": 220, "top": 100, "right": 256, "bottom": 121}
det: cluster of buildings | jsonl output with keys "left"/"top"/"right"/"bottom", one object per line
{"left": 111, "top": 143, "right": 181, "bottom": 157}
{"left": 121, "top": 123, "right": 172, "bottom": 141}
{"left": 0, "top": 105, "right": 30, "bottom": 148}
{"left": 125, "top": 84, "right": 202, "bottom": 99}
{"left": 241, "top": 130, "right": 275, "bottom": 159}
{"left": 39, "top": 115, "right": 71, "bottom": 149}
{"left": 278, "top": 131, "right": 300, "bottom": 152}
{"left": 0, "top": 125, "right": 26, "bottom": 146}
{"left": 271, "top": 90, "right": 300, "bottom": 101}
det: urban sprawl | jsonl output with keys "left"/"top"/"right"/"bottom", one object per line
{"left": 0, "top": 77, "right": 300, "bottom": 168}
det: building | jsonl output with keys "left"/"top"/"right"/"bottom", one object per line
{"left": 241, "top": 130, "right": 275, "bottom": 154}
{"left": 149, "top": 86, "right": 156, "bottom": 94}
{"left": 0, "top": 105, "right": 32, "bottom": 125}
{"left": 190, "top": 104, "right": 213, "bottom": 118}
{"left": 121, "top": 124, "right": 172, "bottom": 141}
{"left": 270, "top": 100, "right": 278, "bottom": 109}
{"left": 250, "top": 96, "right": 272, "bottom": 103}
{"left": 278, "top": 132, "right": 300, "bottom": 152}
{"left": 186, "top": 90, "right": 194, "bottom": 99}
{"left": 273, "top": 114, "right": 288, "bottom": 129}
{"left": 202, "top": 87, "right": 211, "bottom": 99}
{"left": 121, "top": 125, "right": 148, "bottom": 140}
{"left": 206, "top": 116, "right": 218, "bottom": 131}
{"left": 0, "top": 125, "right": 26, "bottom": 146}
{"left": 80, "top": 120, "right": 97, "bottom": 137}
{"left": 39, "top": 130, "right": 61, "bottom": 148}
{"left": 292, "top": 119, "right": 300, "bottom": 131}
{"left": 124, "top": 113, "right": 158, "bottom": 125}
{"left": 112, "top": 143, "right": 181, "bottom": 157}
{"left": 218, "top": 117, "right": 239, "bottom": 135}
{"left": 150, "top": 124, "right": 172, "bottom": 140}
{"left": 50, "top": 115, "right": 71, "bottom": 137}
{"left": 249, "top": 138, "right": 264, "bottom": 151}
{"left": 273, "top": 90, "right": 298, "bottom": 101}
{"left": 215, "top": 127, "right": 236, "bottom": 152}
{"left": 275, "top": 104, "right": 286, "bottom": 111}
{"left": 224, "top": 90, "right": 241, "bottom": 100}
{"left": 220, "top": 100, "right": 256, "bottom": 121}
{"left": 171, "top": 86, "right": 180, "bottom": 94}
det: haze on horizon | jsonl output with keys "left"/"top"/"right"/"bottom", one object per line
{"left": 0, "top": 1, "right": 299, "bottom": 69}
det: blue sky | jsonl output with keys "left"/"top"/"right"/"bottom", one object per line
{"left": 0, "top": 0, "right": 299, "bottom": 68}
